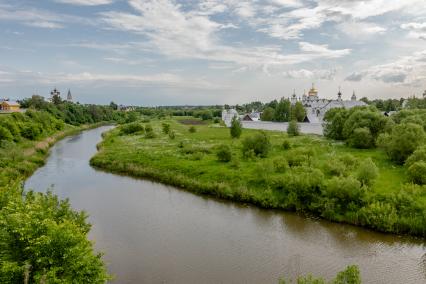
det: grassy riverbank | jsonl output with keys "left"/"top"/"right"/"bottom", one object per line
{"left": 0, "top": 108, "right": 115, "bottom": 282}
{"left": 91, "top": 117, "right": 426, "bottom": 237}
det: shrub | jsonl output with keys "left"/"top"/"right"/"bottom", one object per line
{"left": 145, "top": 124, "right": 153, "bottom": 133}
{"left": 21, "top": 123, "right": 42, "bottom": 140}
{"left": 162, "top": 123, "right": 170, "bottom": 134}
{"left": 356, "top": 158, "right": 379, "bottom": 186}
{"left": 230, "top": 116, "right": 242, "bottom": 139}
{"left": 168, "top": 130, "right": 176, "bottom": 139}
{"left": 324, "top": 176, "right": 364, "bottom": 211}
{"left": 379, "top": 123, "right": 426, "bottom": 164}
{"left": 145, "top": 131, "right": 156, "bottom": 139}
{"left": 405, "top": 146, "right": 426, "bottom": 168}
{"left": 323, "top": 158, "right": 346, "bottom": 177}
{"left": 216, "top": 144, "right": 232, "bottom": 162}
{"left": 282, "top": 139, "right": 291, "bottom": 150}
{"left": 273, "top": 157, "right": 289, "bottom": 173}
{"left": 120, "top": 122, "right": 144, "bottom": 135}
{"left": 407, "top": 161, "right": 426, "bottom": 185}
{"left": 242, "top": 131, "right": 271, "bottom": 158}
{"left": 348, "top": 127, "right": 374, "bottom": 148}
{"left": 287, "top": 120, "right": 300, "bottom": 136}
{"left": 189, "top": 126, "right": 196, "bottom": 133}
{"left": 0, "top": 126, "right": 13, "bottom": 142}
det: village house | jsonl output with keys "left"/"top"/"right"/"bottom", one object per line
{"left": 0, "top": 99, "right": 20, "bottom": 112}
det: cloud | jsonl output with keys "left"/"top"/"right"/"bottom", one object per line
{"left": 0, "top": 68, "right": 228, "bottom": 90}
{"left": 401, "top": 22, "right": 426, "bottom": 40}
{"left": 345, "top": 50, "right": 426, "bottom": 86}
{"left": 0, "top": 3, "right": 98, "bottom": 29}
{"left": 337, "top": 21, "right": 386, "bottom": 38}
{"left": 283, "top": 68, "right": 338, "bottom": 80}
{"left": 99, "top": 0, "right": 351, "bottom": 72}
{"left": 54, "top": 0, "right": 113, "bottom": 5}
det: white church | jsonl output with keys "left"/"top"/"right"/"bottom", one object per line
{"left": 222, "top": 84, "right": 366, "bottom": 126}
{"left": 292, "top": 84, "right": 366, "bottom": 123}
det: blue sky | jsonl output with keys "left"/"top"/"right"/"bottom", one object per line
{"left": 0, "top": 0, "right": 426, "bottom": 105}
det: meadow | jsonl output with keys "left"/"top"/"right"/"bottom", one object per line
{"left": 91, "top": 117, "right": 426, "bottom": 237}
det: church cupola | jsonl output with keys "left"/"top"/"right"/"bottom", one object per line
{"left": 351, "top": 91, "right": 357, "bottom": 101}
{"left": 337, "top": 86, "right": 342, "bottom": 101}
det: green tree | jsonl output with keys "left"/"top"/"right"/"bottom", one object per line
{"left": 274, "top": 98, "right": 291, "bottom": 122}
{"left": 230, "top": 116, "right": 242, "bottom": 139}
{"left": 0, "top": 190, "right": 110, "bottom": 283}
{"left": 109, "top": 101, "right": 118, "bottom": 110}
{"left": 242, "top": 131, "right": 271, "bottom": 158}
{"left": 287, "top": 120, "right": 300, "bottom": 136}
{"left": 216, "top": 144, "right": 232, "bottom": 162}
{"left": 292, "top": 101, "right": 306, "bottom": 122}
{"left": 407, "top": 161, "right": 426, "bottom": 185}
{"left": 323, "top": 108, "right": 349, "bottom": 140}
{"left": 379, "top": 123, "right": 426, "bottom": 164}
{"left": 348, "top": 127, "right": 374, "bottom": 149}
{"left": 261, "top": 107, "right": 275, "bottom": 121}
{"left": 356, "top": 158, "right": 379, "bottom": 186}
{"left": 162, "top": 123, "right": 171, "bottom": 134}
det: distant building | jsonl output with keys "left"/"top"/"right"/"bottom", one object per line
{"left": 0, "top": 99, "right": 20, "bottom": 112}
{"left": 50, "top": 88, "right": 61, "bottom": 103}
{"left": 298, "top": 84, "right": 366, "bottom": 123}
{"left": 221, "top": 108, "right": 239, "bottom": 126}
{"left": 67, "top": 89, "right": 73, "bottom": 102}
{"left": 118, "top": 104, "right": 136, "bottom": 112}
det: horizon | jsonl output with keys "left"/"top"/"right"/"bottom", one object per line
{"left": 1, "top": 0, "right": 426, "bottom": 105}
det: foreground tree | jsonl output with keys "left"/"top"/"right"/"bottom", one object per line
{"left": 0, "top": 189, "right": 110, "bottom": 283}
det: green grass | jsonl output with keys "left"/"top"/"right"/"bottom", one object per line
{"left": 91, "top": 117, "right": 426, "bottom": 236}
{"left": 93, "top": 118, "right": 406, "bottom": 195}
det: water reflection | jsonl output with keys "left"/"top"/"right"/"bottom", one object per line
{"left": 25, "top": 126, "right": 426, "bottom": 284}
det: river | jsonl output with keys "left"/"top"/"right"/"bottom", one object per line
{"left": 25, "top": 126, "right": 426, "bottom": 284}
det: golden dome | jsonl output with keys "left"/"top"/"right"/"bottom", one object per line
{"left": 308, "top": 83, "right": 318, "bottom": 96}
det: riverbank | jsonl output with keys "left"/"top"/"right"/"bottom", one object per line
{"left": 91, "top": 118, "right": 426, "bottom": 237}
{"left": 1, "top": 120, "right": 111, "bottom": 187}
{"left": 0, "top": 110, "right": 112, "bottom": 282}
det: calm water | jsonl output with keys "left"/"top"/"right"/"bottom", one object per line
{"left": 242, "top": 121, "right": 324, "bottom": 135}
{"left": 25, "top": 126, "right": 426, "bottom": 284}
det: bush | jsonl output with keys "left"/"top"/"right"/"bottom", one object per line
{"left": 21, "top": 123, "right": 42, "bottom": 140}
{"left": 282, "top": 139, "right": 291, "bottom": 150}
{"left": 0, "top": 126, "right": 13, "bottom": 142}
{"left": 324, "top": 176, "right": 364, "bottom": 211}
{"left": 230, "top": 116, "right": 242, "bottom": 139}
{"left": 348, "top": 127, "right": 374, "bottom": 148}
{"left": 407, "top": 161, "right": 426, "bottom": 185}
{"left": 379, "top": 123, "right": 426, "bottom": 164}
{"left": 273, "top": 157, "right": 289, "bottom": 173}
{"left": 356, "top": 158, "right": 379, "bottom": 186}
{"left": 189, "top": 126, "right": 196, "bottom": 133}
{"left": 287, "top": 120, "right": 300, "bottom": 136}
{"left": 120, "top": 122, "right": 144, "bottom": 135}
{"left": 405, "top": 146, "right": 426, "bottom": 168}
{"left": 145, "top": 124, "right": 153, "bottom": 133}
{"left": 242, "top": 131, "right": 271, "bottom": 158}
{"left": 216, "top": 144, "right": 232, "bottom": 162}
{"left": 145, "top": 131, "right": 156, "bottom": 139}
{"left": 162, "top": 123, "right": 170, "bottom": 134}
{"left": 168, "top": 130, "right": 176, "bottom": 139}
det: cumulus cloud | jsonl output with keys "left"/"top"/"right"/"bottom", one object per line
{"left": 401, "top": 22, "right": 426, "bottom": 40}
{"left": 99, "top": 0, "right": 351, "bottom": 71}
{"left": 345, "top": 50, "right": 426, "bottom": 86}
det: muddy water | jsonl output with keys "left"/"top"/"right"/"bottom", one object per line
{"left": 25, "top": 126, "right": 426, "bottom": 283}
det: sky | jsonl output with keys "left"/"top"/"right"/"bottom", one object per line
{"left": 0, "top": 0, "right": 426, "bottom": 106}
